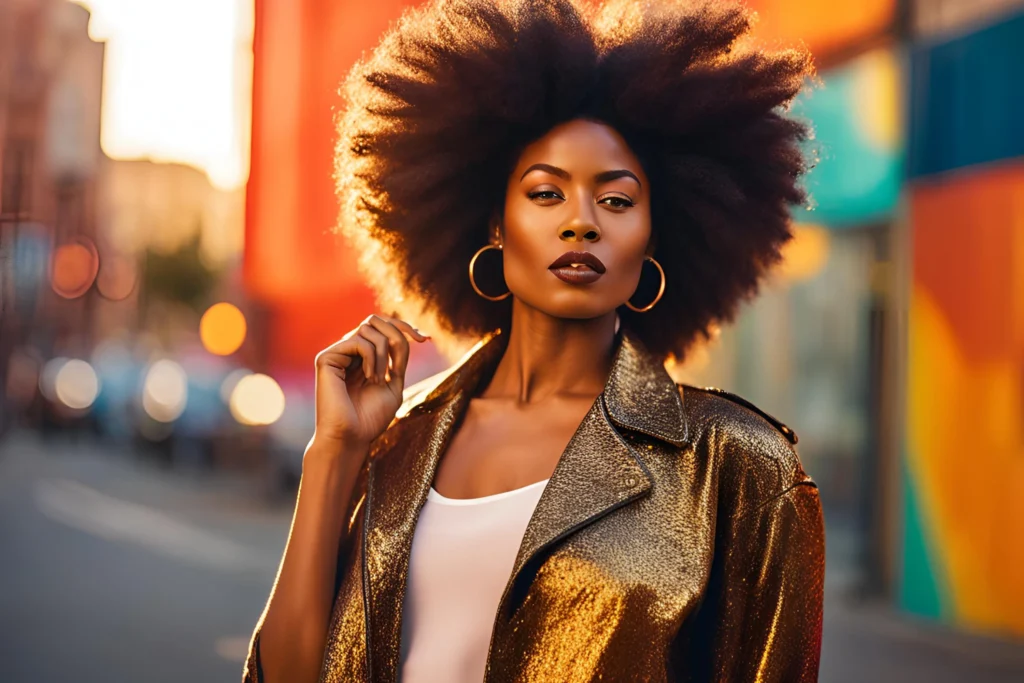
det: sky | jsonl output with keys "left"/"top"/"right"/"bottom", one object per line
{"left": 71, "top": 0, "right": 253, "bottom": 190}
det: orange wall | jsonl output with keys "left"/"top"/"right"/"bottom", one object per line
{"left": 246, "top": 0, "right": 419, "bottom": 372}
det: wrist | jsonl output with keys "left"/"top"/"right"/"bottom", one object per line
{"left": 303, "top": 433, "right": 369, "bottom": 471}
{"left": 307, "top": 430, "right": 372, "bottom": 456}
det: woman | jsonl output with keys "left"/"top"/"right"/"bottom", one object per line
{"left": 244, "top": 1, "right": 824, "bottom": 681}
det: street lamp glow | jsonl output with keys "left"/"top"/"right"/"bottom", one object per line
{"left": 142, "top": 359, "right": 188, "bottom": 422}
{"left": 200, "top": 302, "right": 247, "bottom": 356}
{"left": 55, "top": 359, "right": 101, "bottom": 410}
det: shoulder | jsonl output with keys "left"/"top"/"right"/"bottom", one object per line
{"left": 679, "top": 384, "right": 813, "bottom": 504}
{"left": 684, "top": 385, "right": 798, "bottom": 445}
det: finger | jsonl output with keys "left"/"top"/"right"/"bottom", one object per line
{"left": 315, "top": 349, "right": 355, "bottom": 381}
{"left": 366, "top": 315, "right": 411, "bottom": 383}
{"left": 335, "top": 334, "right": 375, "bottom": 381}
{"left": 383, "top": 312, "right": 430, "bottom": 342}
{"left": 315, "top": 352, "right": 356, "bottom": 385}
{"left": 315, "top": 344, "right": 365, "bottom": 385}
{"left": 357, "top": 323, "right": 389, "bottom": 384}
{"left": 319, "top": 335, "right": 375, "bottom": 380}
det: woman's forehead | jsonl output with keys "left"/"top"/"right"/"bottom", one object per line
{"left": 514, "top": 119, "right": 646, "bottom": 178}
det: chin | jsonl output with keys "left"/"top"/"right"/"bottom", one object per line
{"left": 527, "top": 295, "right": 618, "bottom": 321}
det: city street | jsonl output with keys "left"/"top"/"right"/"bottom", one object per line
{"left": 1, "top": 432, "right": 1022, "bottom": 683}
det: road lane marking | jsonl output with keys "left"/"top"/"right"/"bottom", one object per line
{"left": 215, "top": 636, "right": 252, "bottom": 662}
{"left": 34, "top": 478, "right": 273, "bottom": 573}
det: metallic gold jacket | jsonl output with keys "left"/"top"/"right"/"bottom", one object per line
{"left": 244, "top": 328, "right": 825, "bottom": 683}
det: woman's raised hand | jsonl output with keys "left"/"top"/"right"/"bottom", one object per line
{"left": 312, "top": 314, "right": 430, "bottom": 451}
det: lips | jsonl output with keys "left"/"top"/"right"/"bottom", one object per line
{"left": 549, "top": 250, "right": 606, "bottom": 273}
{"left": 548, "top": 250, "right": 606, "bottom": 285}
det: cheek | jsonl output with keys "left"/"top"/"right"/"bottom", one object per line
{"left": 501, "top": 226, "right": 546, "bottom": 291}
{"left": 500, "top": 198, "right": 550, "bottom": 281}
{"left": 605, "top": 213, "right": 652, "bottom": 281}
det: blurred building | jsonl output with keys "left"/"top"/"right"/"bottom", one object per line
{"left": 89, "top": 157, "right": 245, "bottom": 341}
{"left": 0, "top": 0, "right": 105, "bottom": 431}
{"left": 100, "top": 159, "right": 244, "bottom": 267}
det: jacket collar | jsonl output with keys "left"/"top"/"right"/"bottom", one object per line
{"left": 362, "top": 327, "right": 688, "bottom": 682}
{"left": 403, "top": 326, "right": 689, "bottom": 446}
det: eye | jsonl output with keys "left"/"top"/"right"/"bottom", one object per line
{"left": 599, "top": 195, "right": 635, "bottom": 209}
{"left": 528, "top": 190, "right": 564, "bottom": 203}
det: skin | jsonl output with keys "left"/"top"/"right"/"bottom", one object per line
{"left": 256, "top": 118, "right": 653, "bottom": 683}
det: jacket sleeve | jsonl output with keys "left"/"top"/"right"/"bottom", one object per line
{"left": 241, "top": 627, "right": 264, "bottom": 683}
{"left": 677, "top": 480, "right": 825, "bottom": 682}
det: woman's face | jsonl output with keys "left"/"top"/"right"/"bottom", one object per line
{"left": 500, "top": 118, "right": 652, "bottom": 320}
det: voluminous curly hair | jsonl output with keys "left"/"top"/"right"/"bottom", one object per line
{"left": 335, "top": 0, "right": 814, "bottom": 361}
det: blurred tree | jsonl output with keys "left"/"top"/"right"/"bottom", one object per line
{"left": 141, "top": 224, "right": 219, "bottom": 313}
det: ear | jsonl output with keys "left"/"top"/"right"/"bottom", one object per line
{"left": 489, "top": 209, "right": 504, "bottom": 245}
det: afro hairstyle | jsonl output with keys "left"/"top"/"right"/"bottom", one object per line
{"left": 335, "top": 0, "right": 814, "bottom": 361}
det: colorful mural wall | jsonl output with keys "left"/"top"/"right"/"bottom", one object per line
{"left": 901, "top": 10, "right": 1024, "bottom": 636}
{"left": 792, "top": 47, "right": 904, "bottom": 228}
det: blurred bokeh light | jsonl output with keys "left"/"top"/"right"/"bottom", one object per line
{"left": 199, "top": 302, "right": 247, "bottom": 356}
{"left": 54, "top": 359, "right": 100, "bottom": 409}
{"left": 141, "top": 359, "right": 188, "bottom": 423}
{"left": 50, "top": 238, "right": 100, "bottom": 299}
{"left": 95, "top": 250, "right": 138, "bottom": 300}
{"left": 229, "top": 372, "right": 285, "bottom": 426}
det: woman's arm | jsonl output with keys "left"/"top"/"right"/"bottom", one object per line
{"left": 676, "top": 480, "right": 825, "bottom": 682}
{"left": 242, "top": 436, "right": 368, "bottom": 683}
{"left": 241, "top": 314, "right": 429, "bottom": 683}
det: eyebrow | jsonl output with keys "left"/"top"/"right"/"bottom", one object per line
{"left": 520, "top": 163, "right": 642, "bottom": 188}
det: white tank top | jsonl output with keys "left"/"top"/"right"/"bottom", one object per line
{"left": 397, "top": 478, "right": 550, "bottom": 683}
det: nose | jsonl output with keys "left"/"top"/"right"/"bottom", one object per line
{"left": 558, "top": 212, "right": 601, "bottom": 243}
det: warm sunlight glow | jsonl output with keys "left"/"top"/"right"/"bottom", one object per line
{"left": 71, "top": 0, "right": 254, "bottom": 189}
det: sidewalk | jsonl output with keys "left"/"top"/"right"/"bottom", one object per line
{"left": 821, "top": 590, "right": 1024, "bottom": 683}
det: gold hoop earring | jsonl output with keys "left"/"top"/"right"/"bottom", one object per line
{"left": 625, "top": 255, "right": 665, "bottom": 313}
{"left": 468, "top": 244, "right": 511, "bottom": 301}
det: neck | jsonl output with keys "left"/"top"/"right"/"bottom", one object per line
{"left": 483, "top": 298, "right": 618, "bottom": 403}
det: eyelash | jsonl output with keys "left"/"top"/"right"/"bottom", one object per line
{"left": 527, "top": 191, "right": 635, "bottom": 208}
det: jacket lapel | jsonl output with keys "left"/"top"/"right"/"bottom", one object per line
{"left": 494, "top": 329, "right": 689, "bottom": 618}
{"left": 362, "top": 327, "right": 690, "bottom": 681}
